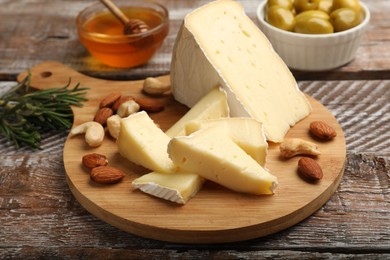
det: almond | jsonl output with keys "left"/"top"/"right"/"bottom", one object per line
{"left": 309, "top": 121, "right": 337, "bottom": 140}
{"left": 298, "top": 157, "right": 323, "bottom": 181}
{"left": 136, "top": 97, "right": 165, "bottom": 112}
{"left": 90, "top": 166, "right": 126, "bottom": 184}
{"left": 82, "top": 153, "right": 108, "bottom": 170}
{"left": 111, "top": 95, "right": 135, "bottom": 112}
{"left": 99, "top": 93, "right": 121, "bottom": 108}
{"left": 94, "top": 107, "right": 113, "bottom": 125}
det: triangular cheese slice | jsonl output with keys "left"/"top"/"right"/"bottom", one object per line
{"left": 117, "top": 111, "right": 175, "bottom": 173}
{"left": 168, "top": 126, "right": 277, "bottom": 195}
{"left": 165, "top": 87, "right": 229, "bottom": 137}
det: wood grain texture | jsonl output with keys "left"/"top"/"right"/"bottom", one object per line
{"left": 300, "top": 80, "right": 390, "bottom": 156}
{"left": 0, "top": 153, "right": 388, "bottom": 258}
{"left": 0, "top": 0, "right": 389, "bottom": 81}
{"left": 13, "top": 61, "right": 346, "bottom": 243}
{"left": 0, "top": 75, "right": 388, "bottom": 251}
{"left": 0, "top": 0, "right": 389, "bottom": 257}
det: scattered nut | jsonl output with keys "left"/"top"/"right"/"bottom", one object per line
{"left": 117, "top": 100, "right": 140, "bottom": 118}
{"left": 142, "top": 77, "right": 171, "bottom": 95}
{"left": 90, "top": 166, "right": 126, "bottom": 184}
{"left": 94, "top": 107, "right": 113, "bottom": 125}
{"left": 82, "top": 153, "right": 108, "bottom": 170}
{"left": 99, "top": 93, "right": 121, "bottom": 108}
{"left": 111, "top": 95, "right": 135, "bottom": 112}
{"left": 70, "top": 121, "right": 105, "bottom": 147}
{"left": 309, "top": 121, "right": 337, "bottom": 140}
{"left": 106, "top": 114, "right": 122, "bottom": 139}
{"left": 298, "top": 157, "right": 323, "bottom": 181}
{"left": 136, "top": 97, "right": 165, "bottom": 113}
{"left": 280, "top": 138, "right": 320, "bottom": 158}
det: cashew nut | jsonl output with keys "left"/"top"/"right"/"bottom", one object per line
{"left": 70, "top": 121, "right": 105, "bottom": 147}
{"left": 279, "top": 138, "right": 320, "bottom": 158}
{"left": 117, "top": 100, "right": 140, "bottom": 118}
{"left": 106, "top": 114, "right": 122, "bottom": 139}
{"left": 142, "top": 77, "right": 171, "bottom": 95}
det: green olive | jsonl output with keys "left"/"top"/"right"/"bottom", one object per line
{"left": 318, "top": 0, "right": 333, "bottom": 14}
{"left": 332, "top": 0, "right": 361, "bottom": 13}
{"left": 358, "top": 9, "right": 366, "bottom": 22}
{"left": 294, "top": 0, "right": 321, "bottom": 14}
{"left": 267, "top": 0, "right": 294, "bottom": 10}
{"left": 294, "top": 17, "right": 334, "bottom": 34}
{"left": 266, "top": 6, "right": 296, "bottom": 31}
{"left": 330, "top": 8, "right": 362, "bottom": 32}
{"left": 295, "top": 10, "right": 330, "bottom": 23}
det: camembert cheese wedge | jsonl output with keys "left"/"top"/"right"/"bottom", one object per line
{"left": 165, "top": 87, "right": 229, "bottom": 137}
{"left": 185, "top": 118, "right": 267, "bottom": 166}
{"left": 171, "top": 0, "right": 311, "bottom": 142}
{"left": 117, "top": 111, "right": 175, "bottom": 173}
{"left": 168, "top": 126, "right": 278, "bottom": 195}
{"left": 132, "top": 172, "right": 204, "bottom": 204}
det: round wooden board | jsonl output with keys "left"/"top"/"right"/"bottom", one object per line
{"left": 19, "top": 61, "right": 346, "bottom": 244}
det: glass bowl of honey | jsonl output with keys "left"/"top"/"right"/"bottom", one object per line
{"left": 76, "top": 0, "right": 169, "bottom": 68}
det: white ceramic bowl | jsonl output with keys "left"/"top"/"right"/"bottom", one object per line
{"left": 256, "top": 1, "right": 370, "bottom": 71}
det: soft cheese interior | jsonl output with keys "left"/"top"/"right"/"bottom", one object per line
{"left": 171, "top": 0, "right": 311, "bottom": 142}
{"left": 185, "top": 118, "right": 268, "bottom": 167}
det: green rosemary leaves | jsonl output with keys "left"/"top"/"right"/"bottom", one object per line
{"left": 0, "top": 73, "right": 88, "bottom": 149}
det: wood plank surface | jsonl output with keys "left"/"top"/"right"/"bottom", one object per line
{"left": 0, "top": 153, "right": 388, "bottom": 258}
{"left": 1, "top": 77, "right": 389, "bottom": 257}
{"left": 0, "top": 0, "right": 389, "bottom": 258}
{"left": 0, "top": 0, "right": 389, "bottom": 81}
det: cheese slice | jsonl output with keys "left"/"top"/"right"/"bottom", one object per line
{"left": 117, "top": 111, "right": 175, "bottom": 173}
{"left": 132, "top": 172, "right": 204, "bottom": 204}
{"left": 130, "top": 87, "right": 227, "bottom": 204}
{"left": 185, "top": 118, "right": 267, "bottom": 166}
{"left": 168, "top": 126, "right": 277, "bottom": 195}
{"left": 171, "top": 0, "right": 311, "bottom": 142}
{"left": 165, "top": 86, "right": 229, "bottom": 137}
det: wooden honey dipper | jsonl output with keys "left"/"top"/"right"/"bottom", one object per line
{"left": 100, "top": 0, "right": 149, "bottom": 34}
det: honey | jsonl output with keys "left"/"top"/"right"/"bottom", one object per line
{"left": 77, "top": 6, "right": 169, "bottom": 68}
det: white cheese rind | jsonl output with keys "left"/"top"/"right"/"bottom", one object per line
{"left": 168, "top": 126, "right": 277, "bottom": 195}
{"left": 165, "top": 87, "right": 229, "bottom": 137}
{"left": 132, "top": 172, "right": 204, "bottom": 204}
{"left": 171, "top": 0, "right": 311, "bottom": 142}
{"left": 185, "top": 117, "right": 267, "bottom": 166}
{"left": 117, "top": 111, "right": 175, "bottom": 173}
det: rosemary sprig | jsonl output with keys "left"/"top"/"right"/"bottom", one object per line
{"left": 0, "top": 73, "right": 88, "bottom": 149}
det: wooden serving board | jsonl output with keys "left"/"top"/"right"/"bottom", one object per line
{"left": 18, "top": 61, "right": 346, "bottom": 244}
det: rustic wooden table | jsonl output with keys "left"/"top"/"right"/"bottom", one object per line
{"left": 1, "top": 0, "right": 389, "bottom": 259}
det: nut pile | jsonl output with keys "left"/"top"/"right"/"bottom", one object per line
{"left": 70, "top": 77, "right": 171, "bottom": 185}
{"left": 82, "top": 153, "right": 126, "bottom": 184}
{"left": 70, "top": 77, "right": 170, "bottom": 147}
{"left": 279, "top": 120, "right": 336, "bottom": 182}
